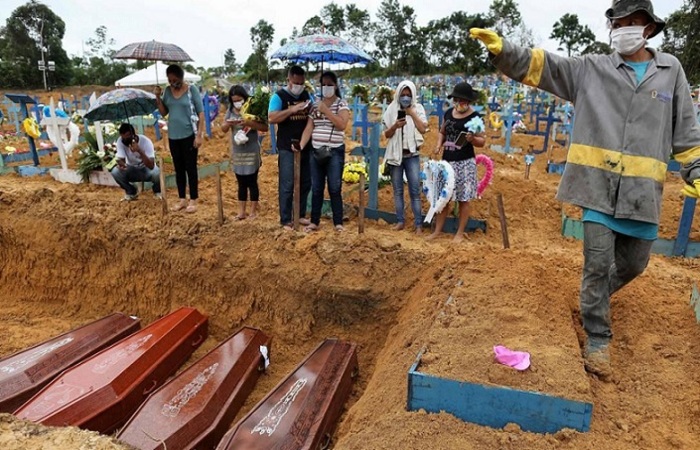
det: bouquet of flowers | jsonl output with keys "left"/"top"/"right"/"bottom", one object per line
{"left": 351, "top": 84, "right": 370, "bottom": 104}
{"left": 373, "top": 85, "right": 394, "bottom": 105}
{"left": 465, "top": 116, "right": 486, "bottom": 134}
{"left": 76, "top": 130, "right": 118, "bottom": 181}
{"left": 343, "top": 160, "right": 368, "bottom": 183}
{"left": 239, "top": 86, "right": 271, "bottom": 124}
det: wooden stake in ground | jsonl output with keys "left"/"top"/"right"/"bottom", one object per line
{"left": 158, "top": 156, "right": 168, "bottom": 216}
{"left": 497, "top": 193, "right": 510, "bottom": 249}
{"left": 215, "top": 167, "right": 224, "bottom": 225}
{"left": 293, "top": 150, "right": 301, "bottom": 231}
{"left": 358, "top": 172, "right": 365, "bottom": 234}
{"left": 525, "top": 164, "right": 531, "bottom": 180}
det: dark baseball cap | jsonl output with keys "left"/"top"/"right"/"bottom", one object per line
{"left": 447, "top": 82, "right": 479, "bottom": 102}
{"left": 605, "top": 0, "right": 665, "bottom": 39}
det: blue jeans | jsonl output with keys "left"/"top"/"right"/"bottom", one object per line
{"left": 580, "top": 222, "right": 653, "bottom": 342}
{"left": 278, "top": 149, "right": 311, "bottom": 225}
{"left": 310, "top": 145, "right": 345, "bottom": 226}
{"left": 110, "top": 165, "right": 160, "bottom": 195}
{"left": 390, "top": 155, "right": 422, "bottom": 227}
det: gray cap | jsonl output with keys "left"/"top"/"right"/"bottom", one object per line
{"left": 605, "top": 0, "right": 665, "bottom": 39}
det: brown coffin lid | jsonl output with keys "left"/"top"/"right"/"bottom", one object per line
{"left": 216, "top": 338, "right": 358, "bottom": 450}
{"left": 14, "top": 307, "right": 208, "bottom": 434}
{"left": 0, "top": 313, "right": 140, "bottom": 413}
{"left": 117, "top": 326, "right": 271, "bottom": 450}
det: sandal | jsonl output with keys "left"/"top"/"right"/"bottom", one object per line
{"left": 299, "top": 218, "right": 311, "bottom": 226}
{"left": 234, "top": 214, "right": 247, "bottom": 220}
{"left": 334, "top": 225, "right": 345, "bottom": 232}
{"left": 185, "top": 204, "right": 197, "bottom": 213}
{"left": 282, "top": 223, "right": 294, "bottom": 231}
{"left": 171, "top": 200, "right": 187, "bottom": 212}
{"left": 304, "top": 223, "right": 319, "bottom": 233}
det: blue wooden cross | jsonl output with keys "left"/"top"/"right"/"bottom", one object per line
{"left": 5, "top": 93, "right": 40, "bottom": 166}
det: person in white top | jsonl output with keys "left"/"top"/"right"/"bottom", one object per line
{"left": 110, "top": 123, "right": 161, "bottom": 201}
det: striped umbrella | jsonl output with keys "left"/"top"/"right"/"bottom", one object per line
{"left": 114, "top": 41, "right": 193, "bottom": 84}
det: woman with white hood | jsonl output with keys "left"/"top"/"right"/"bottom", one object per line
{"left": 382, "top": 80, "right": 429, "bottom": 233}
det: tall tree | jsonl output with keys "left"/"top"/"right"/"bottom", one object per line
{"left": 345, "top": 4, "right": 373, "bottom": 47}
{"left": 582, "top": 41, "right": 613, "bottom": 55}
{"left": 321, "top": 2, "right": 346, "bottom": 35}
{"left": 223, "top": 48, "right": 238, "bottom": 74}
{"left": 0, "top": 0, "right": 71, "bottom": 88}
{"left": 375, "top": 0, "right": 422, "bottom": 73}
{"left": 488, "top": 0, "right": 522, "bottom": 39}
{"left": 426, "top": 12, "right": 493, "bottom": 74}
{"left": 301, "top": 16, "right": 324, "bottom": 36}
{"left": 550, "top": 13, "right": 596, "bottom": 57}
{"left": 661, "top": 0, "right": 700, "bottom": 84}
{"left": 85, "top": 25, "right": 115, "bottom": 61}
{"left": 71, "top": 25, "right": 127, "bottom": 86}
{"left": 243, "top": 19, "right": 275, "bottom": 81}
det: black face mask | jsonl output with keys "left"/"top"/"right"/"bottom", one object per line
{"left": 121, "top": 136, "right": 134, "bottom": 146}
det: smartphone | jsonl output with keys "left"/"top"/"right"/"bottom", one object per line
{"left": 397, "top": 110, "right": 406, "bottom": 120}
{"left": 454, "top": 132, "right": 468, "bottom": 147}
{"left": 291, "top": 138, "right": 300, "bottom": 150}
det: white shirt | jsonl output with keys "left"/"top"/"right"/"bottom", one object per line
{"left": 115, "top": 134, "right": 155, "bottom": 167}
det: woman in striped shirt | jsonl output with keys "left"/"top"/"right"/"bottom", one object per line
{"left": 300, "top": 71, "right": 350, "bottom": 232}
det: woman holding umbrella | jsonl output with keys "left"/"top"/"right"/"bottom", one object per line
{"left": 155, "top": 64, "right": 205, "bottom": 213}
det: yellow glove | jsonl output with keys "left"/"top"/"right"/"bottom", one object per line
{"left": 469, "top": 28, "right": 503, "bottom": 56}
{"left": 681, "top": 180, "right": 700, "bottom": 198}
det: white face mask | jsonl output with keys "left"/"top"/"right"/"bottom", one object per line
{"left": 610, "top": 25, "right": 647, "bottom": 56}
{"left": 322, "top": 86, "right": 335, "bottom": 98}
{"left": 289, "top": 83, "right": 305, "bottom": 96}
{"left": 233, "top": 101, "right": 244, "bottom": 110}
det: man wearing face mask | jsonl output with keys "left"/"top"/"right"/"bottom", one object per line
{"left": 470, "top": 0, "right": 700, "bottom": 379}
{"left": 269, "top": 65, "right": 313, "bottom": 230}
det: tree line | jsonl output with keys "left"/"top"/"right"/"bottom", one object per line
{"left": 0, "top": 0, "right": 698, "bottom": 89}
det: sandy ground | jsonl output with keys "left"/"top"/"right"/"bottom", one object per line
{"left": 0, "top": 87, "right": 699, "bottom": 449}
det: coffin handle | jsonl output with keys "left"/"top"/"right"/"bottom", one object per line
{"left": 319, "top": 432, "right": 332, "bottom": 450}
{"left": 191, "top": 334, "right": 205, "bottom": 347}
{"left": 142, "top": 379, "right": 158, "bottom": 396}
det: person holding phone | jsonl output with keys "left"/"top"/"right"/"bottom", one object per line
{"left": 268, "top": 65, "right": 313, "bottom": 230}
{"left": 110, "top": 123, "right": 160, "bottom": 202}
{"left": 222, "top": 85, "right": 268, "bottom": 220}
{"left": 428, "top": 82, "right": 485, "bottom": 243}
{"left": 382, "top": 80, "right": 428, "bottom": 234}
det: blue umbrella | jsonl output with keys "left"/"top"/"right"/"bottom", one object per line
{"left": 270, "top": 34, "right": 373, "bottom": 69}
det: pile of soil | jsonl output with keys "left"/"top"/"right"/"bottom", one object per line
{"left": 0, "top": 86, "right": 699, "bottom": 449}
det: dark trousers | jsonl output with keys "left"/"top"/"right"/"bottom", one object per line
{"left": 235, "top": 171, "right": 259, "bottom": 201}
{"left": 169, "top": 134, "right": 198, "bottom": 200}
{"left": 278, "top": 149, "right": 311, "bottom": 225}
{"left": 310, "top": 145, "right": 345, "bottom": 226}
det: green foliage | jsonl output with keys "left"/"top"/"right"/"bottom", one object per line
{"left": 582, "top": 41, "right": 613, "bottom": 55}
{"left": 661, "top": 0, "right": 700, "bottom": 85}
{"left": 550, "top": 13, "right": 596, "bottom": 57}
{"left": 245, "top": 19, "right": 275, "bottom": 82}
{"left": 373, "top": 85, "right": 394, "bottom": 104}
{"left": 0, "top": 0, "right": 72, "bottom": 88}
{"left": 426, "top": 12, "right": 494, "bottom": 75}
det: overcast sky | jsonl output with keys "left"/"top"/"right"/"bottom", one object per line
{"left": 2, "top": 0, "right": 685, "bottom": 68}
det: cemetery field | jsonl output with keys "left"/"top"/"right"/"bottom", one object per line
{"left": 0, "top": 87, "right": 699, "bottom": 449}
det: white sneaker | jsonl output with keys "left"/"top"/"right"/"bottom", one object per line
{"left": 121, "top": 193, "right": 138, "bottom": 202}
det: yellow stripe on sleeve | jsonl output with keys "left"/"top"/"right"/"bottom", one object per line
{"left": 673, "top": 146, "right": 700, "bottom": 165}
{"left": 522, "top": 48, "right": 545, "bottom": 87}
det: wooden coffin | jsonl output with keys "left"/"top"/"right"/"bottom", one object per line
{"left": 118, "top": 326, "right": 271, "bottom": 450}
{"left": 216, "top": 338, "right": 358, "bottom": 450}
{"left": 15, "top": 307, "right": 208, "bottom": 434}
{"left": 0, "top": 313, "right": 140, "bottom": 413}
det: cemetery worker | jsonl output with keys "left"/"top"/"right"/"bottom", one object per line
{"left": 268, "top": 65, "right": 313, "bottom": 230}
{"left": 111, "top": 123, "right": 161, "bottom": 201}
{"left": 382, "top": 80, "right": 428, "bottom": 234}
{"left": 154, "top": 64, "right": 205, "bottom": 213}
{"left": 429, "top": 82, "right": 486, "bottom": 243}
{"left": 299, "top": 71, "right": 350, "bottom": 232}
{"left": 222, "top": 85, "right": 268, "bottom": 220}
{"left": 470, "top": 0, "right": 700, "bottom": 378}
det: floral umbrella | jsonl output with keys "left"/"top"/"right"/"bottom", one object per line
{"left": 84, "top": 88, "right": 157, "bottom": 122}
{"left": 270, "top": 33, "right": 373, "bottom": 70}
